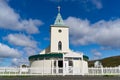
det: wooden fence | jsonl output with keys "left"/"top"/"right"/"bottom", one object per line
{"left": 0, "top": 66, "right": 120, "bottom": 76}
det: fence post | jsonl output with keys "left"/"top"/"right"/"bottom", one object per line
{"left": 101, "top": 67, "right": 103, "bottom": 75}
{"left": 118, "top": 65, "right": 120, "bottom": 75}
{"left": 19, "top": 67, "right": 21, "bottom": 75}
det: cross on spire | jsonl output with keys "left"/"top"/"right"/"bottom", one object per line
{"left": 57, "top": 6, "right": 61, "bottom": 13}
{"left": 54, "top": 6, "right": 64, "bottom": 26}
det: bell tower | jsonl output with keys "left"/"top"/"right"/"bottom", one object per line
{"left": 50, "top": 6, "right": 69, "bottom": 53}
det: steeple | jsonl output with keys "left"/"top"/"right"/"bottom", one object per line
{"left": 54, "top": 6, "right": 65, "bottom": 26}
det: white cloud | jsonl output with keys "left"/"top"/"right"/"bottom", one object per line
{"left": 4, "top": 33, "right": 39, "bottom": 59}
{"left": 0, "top": 43, "right": 20, "bottom": 58}
{"left": 4, "top": 34, "right": 37, "bottom": 48}
{"left": 0, "top": 0, "right": 43, "bottom": 34}
{"left": 23, "top": 47, "right": 39, "bottom": 56}
{"left": 65, "top": 17, "right": 120, "bottom": 49}
{"left": 11, "top": 58, "right": 29, "bottom": 66}
{"left": 11, "top": 58, "right": 19, "bottom": 66}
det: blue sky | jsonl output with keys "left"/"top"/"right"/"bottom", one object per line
{"left": 0, "top": 0, "right": 120, "bottom": 66}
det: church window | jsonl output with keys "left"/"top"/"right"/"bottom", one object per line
{"left": 58, "top": 41, "right": 62, "bottom": 50}
{"left": 58, "top": 29, "right": 62, "bottom": 33}
{"left": 69, "top": 61, "right": 73, "bottom": 66}
{"left": 54, "top": 61, "right": 56, "bottom": 67}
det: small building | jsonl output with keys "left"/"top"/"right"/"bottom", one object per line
{"left": 29, "top": 6, "right": 89, "bottom": 75}
{"left": 94, "top": 61, "right": 103, "bottom": 68}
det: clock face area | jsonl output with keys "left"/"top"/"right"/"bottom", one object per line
{"left": 58, "top": 29, "right": 62, "bottom": 33}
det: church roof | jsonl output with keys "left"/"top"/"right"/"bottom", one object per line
{"left": 54, "top": 12, "right": 65, "bottom": 26}
{"left": 52, "top": 6, "right": 66, "bottom": 26}
{"left": 29, "top": 52, "right": 89, "bottom": 61}
{"left": 29, "top": 53, "right": 63, "bottom": 61}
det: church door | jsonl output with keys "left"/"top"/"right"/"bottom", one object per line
{"left": 64, "top": 60, "right": 73, "bottom": 74}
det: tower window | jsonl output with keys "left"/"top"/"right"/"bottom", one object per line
{"left": 58, "top": 29, "right": 62, "bottom": 33}
{"left": 58, "top": 41, "right": 62, "bottom": 50}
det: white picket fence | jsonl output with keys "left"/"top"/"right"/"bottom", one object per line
{"left": 88, "top": 66, "right": 120, "bottom": 75}
{"left": 0, "top": 67, "right": 120, "bottom": 76}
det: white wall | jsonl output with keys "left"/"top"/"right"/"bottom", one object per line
{"left": 73, "top": 60, "right": 81, "bottom": 75}
{"left": 30, "top": 60, "right": 43, "bottom": 73}
{"left": 44, "top": 60, "right": 52, "bottom": 74}
{"left": 82, "top": 60, "right": 88, "bottom": 74}
{"left": 50, "top": 26, "right": 69, "bottom": 53}
{"left": 30, "top": 60, "right": 52, "bottom": 74}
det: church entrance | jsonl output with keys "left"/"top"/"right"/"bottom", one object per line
{"left": 58, "top": 60, "right": 63, "bottom": 67}
{"left": 53, "top": 60, "right": 74, "bottom": 74}
{"left": 53, "top": 60, "right": 63, "bottom": 74}
{"left": 64, "top": 60, "right": 73, "bottom": 74}
{"left": 58, "top": 60, "right": 63, "bottom": 73}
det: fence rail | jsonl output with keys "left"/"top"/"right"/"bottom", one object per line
{"left": 0, "top": 67, "right": 120, "bottom": 76}
{"left": 88, "top": 67, "right": 120, "bottom": 75}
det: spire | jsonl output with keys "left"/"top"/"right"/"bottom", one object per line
{"left": 54, "top": 6, "right": 65, "bottom": 26}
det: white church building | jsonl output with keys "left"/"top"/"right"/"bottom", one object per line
{"left": 29, "top": 7, "right": 89, "bottom": 75}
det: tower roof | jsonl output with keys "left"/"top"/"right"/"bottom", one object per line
{"left": 53, "top": 6, "right": 65, "bottom": 26}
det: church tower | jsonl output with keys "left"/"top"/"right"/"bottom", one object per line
{"left": 50, "top": 6, "right": 69, "bottom": 53}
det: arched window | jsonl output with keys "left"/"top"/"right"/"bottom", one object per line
{"left": 58, "top": 41, "right": 62, "bottom": 50}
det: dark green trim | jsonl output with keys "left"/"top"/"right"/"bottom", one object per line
{"left": 29, "top": 53, "right": 89, "bottom": 61}
{"left": 83, "top": 55, "right": 89, "bottom": 61}
{"left": 50, "top": 25, "right": 69, "bottom": 28}
{"left": 29, "top": 53, "right": 63, "bottom": 61}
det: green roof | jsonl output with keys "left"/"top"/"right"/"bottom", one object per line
{"left": 29, "top": 53, "right": 89, "bottom": 61}
{"left": 54, "top": 13, "right": 65, "bottom": 26}
{"left": 29, "top": 53, "right": 63, "bottom": 61}
{"left": 83, "top": 55, "right": 89, "bottom": 61}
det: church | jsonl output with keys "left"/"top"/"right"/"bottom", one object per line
{"left": 29, "top": 6, "right": 89, "bottom": 75}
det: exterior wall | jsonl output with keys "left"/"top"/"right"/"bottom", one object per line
{"left": 40, "top": 50, "right": 45, "bottom": 54}
{"left": 30, "top": 60, "right": 44, "bottom": 73}
{"left": 73, "top": 60, "right": 81, "bottom": 74}
{"left": 50, "top": 26, "right": 69, "bottom": 53}
{"left": 82, "top": 60, "right": 88, "bottom": 74}
{"left": 30, "top": 59, "right": 88, "bottom": 75}
{"left": 30, "top": 60, "right": 52, "bottom": 74}
{"left": 44, "top": 60, "right": 52, "bottom": 73}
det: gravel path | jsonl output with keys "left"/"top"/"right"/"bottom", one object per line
{"left": 0, "top": 76, "right": 119, "bottom": 80}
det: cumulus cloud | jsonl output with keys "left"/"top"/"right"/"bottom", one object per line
{"left": 23, "top": 47, "right": 39, "bottom": 56}
{"left": 4, "top": 33, "right": 40, "bottom": 61}
{"left": 4, "top": 34, "right": 37, "bottom": 48}
{"left": 0, "top": 43, "right": 20, "bottom": 58}
{"left": 65, "top": 17, "right": 120, "bottom": 49}
{"left": 11, "top": 58, "right": 29, "bottom": 66}
{"left": 0, "top": 0, "right": 43, "bottom": 34}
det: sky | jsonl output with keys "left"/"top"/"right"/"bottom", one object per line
{"left": 0, "top": 0, "right": 120, "bottom": 67}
